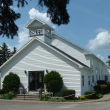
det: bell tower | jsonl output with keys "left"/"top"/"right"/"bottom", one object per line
{"left": 26, "top": 19, "right": 54, "bottom": 44}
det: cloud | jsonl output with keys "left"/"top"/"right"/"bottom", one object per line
{"left": 28, "top": 8, "right": 55, "bottom": 28}
{"left": 17, "top": 30, "right": 29, "bottom": 49}
{"left": 88, "top": 29, "right": 110, "bottom": 50}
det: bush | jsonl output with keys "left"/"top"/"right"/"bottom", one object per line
{"left": 95, "top": 80, "right": 110, "bottom": 94}
{"left": 40, "top": 93, "right": 51, "bottom": 101}
{"left": 44, "top": 71, "right": 63, "bottom": 96}
{"left": 3, "top": 72, "right": 20, "bottom": 93}
{"left": 85, "top": 91, "right": 97, "bottom": 99}
{"left": 85, "top": 91, "right": 96, "bottom": 95}
{"left": 62, "top": 89, "right": 75, "bottom": 100}
{"left": 94, "top": 84, "right": 110, "bottom": 94}
{"left": 79, "top": 96, "right": 86, "bottom": 100}
{"left": 0, "top": 92, "right": 16, "bottom": 99}
{"left": 97, "top": 80, "right": 107, "bottom": 85}
{"left": 0, "top": 89, "right": 7, "bottom": 94}
{"left": 85, "top": 91, "right": 103, "bottom": 99}
{"left": 107, "top": 84, "right": 110, "bottom": 90}
{"left": 48, "top": 97, "right": 65, "bottom": 102}
{"left": 100, "top": 85, "right": 108, "bottom": 94}
{"left": 95, "top": 93, "right": 103, "bottom": 99}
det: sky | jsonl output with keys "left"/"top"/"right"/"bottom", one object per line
{"left": 1, "top": 0, "right": 110, "bottom": 62}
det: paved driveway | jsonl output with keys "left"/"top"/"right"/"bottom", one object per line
{"left": 0, "top": 100, "right": 110, "bottom": 110}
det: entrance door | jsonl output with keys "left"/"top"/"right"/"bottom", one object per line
{"left": 28, "top": 71, "right": 44, "bottom": 91}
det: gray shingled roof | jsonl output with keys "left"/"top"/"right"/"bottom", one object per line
{"left": 49, "top": 45, "right": 89, "bottom": 68}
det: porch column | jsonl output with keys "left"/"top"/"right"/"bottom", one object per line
{"left": 44, "top": 84, "right": 47, "bottom": 93}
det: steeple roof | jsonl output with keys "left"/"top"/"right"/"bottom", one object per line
{"left": 26, "top": 18, "right": 54, "bottom": 30}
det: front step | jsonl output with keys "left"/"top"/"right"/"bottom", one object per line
{"left": 13, "top": 94, "right": 40, "bottom": 101}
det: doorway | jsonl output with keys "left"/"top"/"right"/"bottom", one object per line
{"left": 28, "top": 71, "right": 44, "bottom": 91}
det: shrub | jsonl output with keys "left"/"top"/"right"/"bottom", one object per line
{"left": 94, "top": 84, "right": 110, "bottom": 94}
{"left": 85, "top": 91, "right": 103, "bottom": 99}
{"left": 95, "top": 93, "right": 103, "bottom": 99}
{"left": 0, "top": 89, "right": 7, "bottom": 94}
{"left": 3, "top": 72, "right": 20, "bottom": 93}
{"left": 85, "top": 91, "right": 97, "bottom": 99}
{"left": 100, "top": 85, "right": 108, "bottom": 94}
{"left": 40, "top": 93, "right": 51, "bottom": 101}
{"left": 79, "top": 96, "right": 86, "bottom": 100}
{"left": 0, "top": 92, "right": 16, "bottom": 99}
{"left": 85, "top": 91, "right": 96, "bottom": 95}
{"left": 95, "top": 80, "right": 110, "bottom": 94}
{"left": 62, "top": 89, "right": 75, "bottom": 100}
{"left": 44, "top": 71, "right": 63, "bottom": 96}
{"left": 107, "top": 84, "right": 110, "bottom": 90}
{"left": 97, "top": 80, "right": 107, "bottom": 85}
{"left": 48, "top": 97, "right": 65, "bottom": 102}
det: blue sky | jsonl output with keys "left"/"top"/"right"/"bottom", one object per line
{"left": 1, "top": 0, "right": 110, "bottom": 61}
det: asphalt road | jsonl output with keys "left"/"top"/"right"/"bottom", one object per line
{"left": 0, "top": 100, "right": 110, "bottom": 110}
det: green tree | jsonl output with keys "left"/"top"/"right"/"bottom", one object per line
{"left": 3, "top": 72, "right": 20, "bottom": 93}
{"left": 0, "top": 43, "right": 17, "bottom": 66}
{"left": 0, "top": 0, "right": 70, "bottom": 38}
{"left": 13, "top": 47, "right": 17, "bottom": 54}
{"left": 0, "top": 43, "right": 11, "bottom": 65}
{"left": 39, "top": 0, "right": 69, "bottom": 25}
{"left": 106, "top": 56, "right": 110, "bottom": 66}
{"left": 10, "top": 47, "right": 17, "bottom": 56}
{"left": 44, "top": 71, "right": 63, "bottom": 96}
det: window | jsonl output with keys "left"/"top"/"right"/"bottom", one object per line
{"left": 92, "top": 75, "right": 94, "bottom": 83}
{"left": 88, "top": 76, "right": 90, "bottom": 85}
{"left": 105, "top": 75, "right": 108, "bottom": 81}
{"left": 99, "top": 75, "right": 100, "bottom": 80}
{"left": 96, "top": 75, "right": 98, "bottom": 81}
{"left": 82, "top": 75, "right": 84, "bottom": 86}
{"left": 36, "top": 29, "right": 43, "bottom": 35}
{"left": 29, "top": 30, "right": 36, "bottom": 36}
{"left": 46, "top": 29, "right": 51, "bottom": 37}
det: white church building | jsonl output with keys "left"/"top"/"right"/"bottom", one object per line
{"left": 0, "top": 19, "right": 110, "bottom": 96}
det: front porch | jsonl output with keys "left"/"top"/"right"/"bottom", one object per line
{"left": 19, "top": 71, "right": 46, "bottom": 95}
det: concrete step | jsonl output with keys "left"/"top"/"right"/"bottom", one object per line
{"left": 17, "top": 94, "right": 39, "bottom": 96}
{"left": 13, "top": 98, "right": 39, "bottom": 101}
{"left": 13, "top": 94, "right": 40, "bottom": 101}
{"left": 16, "top": 95, "right": 39, "bottom": 98}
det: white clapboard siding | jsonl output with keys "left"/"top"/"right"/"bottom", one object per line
{"left": 80, "top": 55, "right": 110, "bottom": 95}
{"left": 1, "top": 40, "right": 81, "bottom": 96}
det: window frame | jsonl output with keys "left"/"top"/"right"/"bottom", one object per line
{"left": 82, "top": 75, "right": 84, "bottom": 87}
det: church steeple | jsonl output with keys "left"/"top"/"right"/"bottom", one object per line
{"left": 26, "top": 18, "right": 54, "bottom": 43}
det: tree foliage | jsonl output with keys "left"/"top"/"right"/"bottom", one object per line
{"left": 3, "top": 72, "right": 20, "bottom": 93}
{"left": 106, "top": 56, "right": 110, "bottom": 66}
{"left": 0, "top": 0, "right": 70, "bottom": 38}
{"left": 44, "top": 71, "right": 63, "bottom": 95}
{"left": 0, "top": 0, "right": 20, "bottom": 38}
{"left": 39, "top": 0, "right": 70, "bottom": 25}
{"left": 0, "top": 43, "right": 17, "bottom": 66}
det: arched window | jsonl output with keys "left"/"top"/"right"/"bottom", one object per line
{"left": 82, "top": 75, "right": 84, "bottom": 86}
{"left": 105, "top": 75, "right": 108, "bottom": 82}
{"left": 88, "top": 76, "right": 90, "bottom": 85}
{"left": 92, "top": 75, "right": 94, "bottom": 83}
